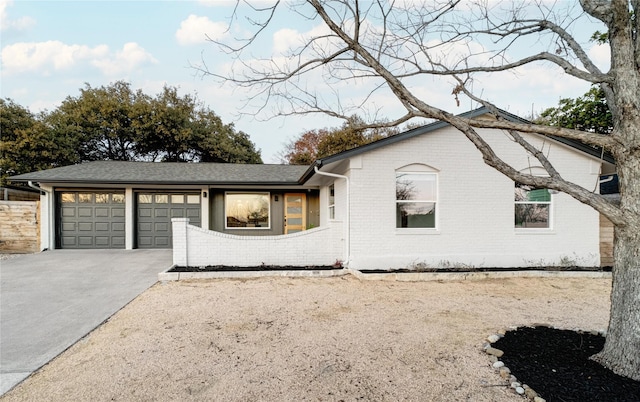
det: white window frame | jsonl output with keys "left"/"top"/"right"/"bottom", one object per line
{"left": 395, "top": 172, "right": 438, "bottom": 230}
{"left": 328, "top": 184, "right": 336, "bottom": 220}
{"left": 225, "top": 191, "right": 271, "bottom": 230}
{"left": 514, "top": 183, "right": 553, "bottom": 230}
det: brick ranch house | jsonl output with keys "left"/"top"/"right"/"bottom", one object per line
{"left": 10, "top": 107, "right": 616, "bottom": 270}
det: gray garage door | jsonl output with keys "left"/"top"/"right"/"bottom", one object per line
{"left": 58, "top": 191, "right": 125, "bottom": 249}
{"left": 136, "top": 193, "right": 201, "bottom": 249}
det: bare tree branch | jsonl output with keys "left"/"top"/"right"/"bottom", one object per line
{"left": 196, "top": 0, "right": 640, "bottom": 380}
{"left": 197, "top": 0, "right": 634, "bottom": 225}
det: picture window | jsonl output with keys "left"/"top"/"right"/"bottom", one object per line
{"left": 225, "top": 192, "right": 270, "bottom": 229}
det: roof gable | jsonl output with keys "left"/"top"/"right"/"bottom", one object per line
{"left": 301, "top": 106, "right": 615, "bottom": 182}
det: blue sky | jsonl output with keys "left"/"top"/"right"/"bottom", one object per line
{"left": 1, "top": 1, "right": 610, "bottom": 163}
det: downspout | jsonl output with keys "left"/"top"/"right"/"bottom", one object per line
{"left": 28, "top": 181, "right": 52, "bottom": 251}
{"left": 314, "top": 165, "right": 350, "bottom": 268}
{"left": 595, "top": 173, "right": 616, "bottom": 194}
{"left": 599, "top": 175, "right": 614, "bottom": 185}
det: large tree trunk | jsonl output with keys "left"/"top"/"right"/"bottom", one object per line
{"left": 592, "top": 214, "right": 640, "bottom": 381}
{"left": 589, "top": 0, "right": 640, "bottom": 381}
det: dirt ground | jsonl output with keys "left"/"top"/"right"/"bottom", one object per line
{"left": 1, "top": 275, "right": 611, "bottom": 402}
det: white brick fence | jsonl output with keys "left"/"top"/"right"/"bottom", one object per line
{"left": 172, "top": 218, "right": 345, "bottom": 267}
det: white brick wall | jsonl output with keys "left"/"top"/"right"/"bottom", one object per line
{"left": 336, "top": 127, "right": 602, "bottom": 270}
{"left": 172, "top": 218, "right": 345, "bottom": 267}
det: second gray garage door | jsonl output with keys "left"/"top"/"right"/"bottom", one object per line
{"left": 136, "top": 193, "right": 201, "bottom": 249}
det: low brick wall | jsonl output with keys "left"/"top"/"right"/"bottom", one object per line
{"left": 172, "top": 218, "right": 344, "bottom": 267}
{"left": 0, "top": 201, "right": 40, "bottom": 253}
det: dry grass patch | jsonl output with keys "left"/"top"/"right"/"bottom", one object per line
{"left": 1, "top": 276, "right": 611, "bottom": 402}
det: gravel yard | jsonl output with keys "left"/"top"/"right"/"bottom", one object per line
{"left": 1, "top": 275, "right": 612, "bottom": 401}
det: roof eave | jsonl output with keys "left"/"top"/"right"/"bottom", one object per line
{"left": 10, "top": 178, "right": 306, "bottom": 187}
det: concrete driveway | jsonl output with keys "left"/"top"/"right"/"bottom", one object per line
{"left": 0, "top": 249, "right": 171, "bottom": 395}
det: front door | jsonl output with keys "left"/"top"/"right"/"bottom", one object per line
{"left": 284, "top": 193, "right": 306, "bottom": 234}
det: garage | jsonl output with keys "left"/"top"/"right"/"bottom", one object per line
{"left": 58, "top": 191, "right": 125, "bottom": 249}
{"left": 136, "top": 193, "right": 201, "bottom": 248}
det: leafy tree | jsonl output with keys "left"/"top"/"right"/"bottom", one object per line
{"left": 194, "top": 110, "right": 262, "bottom": 163}
{"left": 315, "top": 124, "right": 368, "bottom": 159}
{"left": 281, "top": 129, "right": 328, "bottom": 165}
{"left": 49, "top": 81, "right": 147, "bottom": 161}
{"left": 282, "top": 116, "right": 398, "bottom": 164}
{"left": 0, "top": 99, "right": 79, "bottom": 185}
{"left": 135, "top": 85, "right": 262, "bottom": 163}
{"left": 136, "top": 85, "right": 199, "bottom": 162}
{"left": 2, "top": 83, "right": 263, "bottom": 182}
{"left": 46, "top": 82, "right": 263, "bottom": 164}
{"left": 537, "top": 87, "right": 613, "bottom": 134}
{"left": 206, "top": 0, "right": 640, "bottom": 380}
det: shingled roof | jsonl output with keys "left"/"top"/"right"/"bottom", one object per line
{"left": 10, "top": 161, "right": 309, "bottom": 185}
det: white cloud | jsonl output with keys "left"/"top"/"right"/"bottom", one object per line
{"left": 176, "top": 14, "right": 228, "bottom": 46}
{"left": 0, "top": 0, "right": 35, "bottom": 32}
{"left": 588, "top": 43, "right": 611, "bottom": 72}
{"left": 1, "top": 40, "right": 156, "bottom": 76}
{"left": 272, "top": 28, "right": 301, "bottom": 54}
{"left": 1, "top": 41, "right": 107, "bottom": 73}
{"left": 92, "top": 42, "right": 158, "bottom": 76}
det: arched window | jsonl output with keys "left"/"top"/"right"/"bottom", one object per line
{"left": 396, "top": 164, "right": 438, "bottom": 229}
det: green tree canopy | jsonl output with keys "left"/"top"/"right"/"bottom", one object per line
{"left": 281, "top": 116, "right": 399, "bottom": 164}
{"left": 1, "top": 99, "right": 79, "bottom": 185}
{"left": 49, "top": 81, "right": 148, "bottom": 162}
{"left": 1, "top": 81, "right": 263, "bottom": 183}
{"left": 536, "top": 87, "right": 613, "bottom": 135}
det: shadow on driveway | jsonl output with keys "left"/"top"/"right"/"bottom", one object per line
{"left": 0, "top": 249, "right": 171, "bottom": 395}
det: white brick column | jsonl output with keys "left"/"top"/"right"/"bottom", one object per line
{"left": 172, "top": 218, "right": 190, "bottom": 266}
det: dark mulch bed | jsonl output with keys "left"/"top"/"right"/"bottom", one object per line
{"left": 363, "top": 266, "right": 611, "bottom": 274}
{"left": 169, "top": 265, "right": 338, "bottom": 272}
{"left": 493, "top": 326, "right": 640, "bottom": 401}
{"left": 170, "top": 266, "right": 611, "bottom": 273}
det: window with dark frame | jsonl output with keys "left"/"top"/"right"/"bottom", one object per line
{"left": 225, "top": 192, "right": 271, "bottom": 229}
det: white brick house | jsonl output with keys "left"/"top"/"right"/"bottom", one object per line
{"left": 11, "top": 107, "right": 615, "bottom": 270}
{"left": 305, "top": 118, "right": 612, "bottom": 270}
